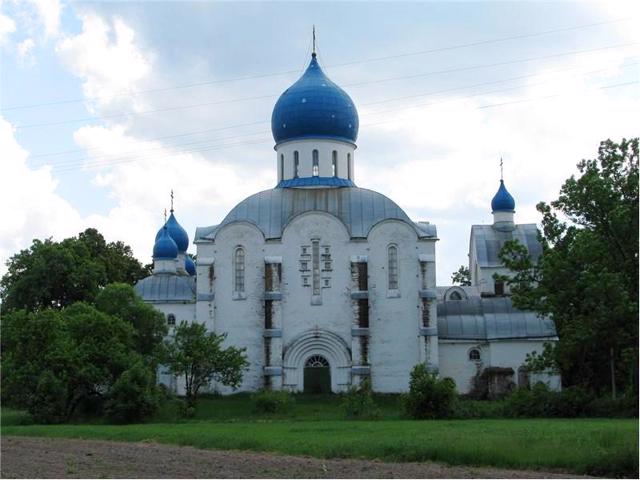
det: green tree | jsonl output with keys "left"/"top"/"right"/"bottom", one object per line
{"left": 95, "top": 283, "right": 167, "bottom": 360}
{"left": 499, "top": 138, "right": 638, "bottom": 395}
{"left": 1, "top": 303, "right": 154, "bottom": 422}
{"left": 402, "top": 364, "right": 457, "bottom": 419}
{"left": 163, "top": 322, "right": 248, "bottom": 407}
{"left": 1, "top": 228, "right": 150, "bottom": 312}
{"left": 451, "top": 265, "right": 471, "bottom": 286}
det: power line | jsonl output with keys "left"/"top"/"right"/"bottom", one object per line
{"left": 50, "top": 80, "right": 639, "bottom": 175}
{"left": 15, "top": 42, "right": 638, "bottom": 129}
{"left": 1, "top": 17, "right": 632, "bottom": 112}
{"left": 32, "top": 59, "right": 637, "bottom": 167}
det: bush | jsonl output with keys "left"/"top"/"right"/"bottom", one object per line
{"left": 402, "top": 364, "right": 457, "bottom": 419}
{"left": 451, "top": 399, "right": 506, "bottom": 419}
{"left": 251, "top": 389, "right": 294, "bottom": 414}
{"left": 104, "top": 362, "right": 161, "bottom": 423}
{"left": 341, "top": 379, "right": 380, "bottom": 419}
{"left": 585, "top": 394, "right": 638, "bottom": 418}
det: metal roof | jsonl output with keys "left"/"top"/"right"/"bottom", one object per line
{"left": 471, "top": 223, "right": 542, "bottom": 267}
{"left": 134, "top": 274, "right": 196, "bottom": 303}
{"left": 271, "top": 53, "right": 358, "bottom": 145}
{"left": 437, "top": 296, "right": 557, "bottom": 340}
{"left": 195, "top": 187, "right": 436, "bottom": 241}
{"left": 276, "top": 176, "right": 355, "bottom": 188}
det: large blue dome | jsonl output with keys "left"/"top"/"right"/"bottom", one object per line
{"left": 271, "top": 53, "right": 359, "bottom": 145}
{"left": 491, "top": 180, "right": 516, "bottom": 212}
{"left": 155, "top": 212, "right": 189, "bottom": 252}
{"left": 153, "top": 227, "right": 178, "bottom": 260}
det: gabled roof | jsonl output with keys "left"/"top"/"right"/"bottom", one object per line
{"left": 471, "top": 223, "right": 542, "bottom": 267}
{"left": 437, "top": 296, "right": 557, "bottom": 340}
{"left": 195, "top": 187, "right": 436, "bottom": 241}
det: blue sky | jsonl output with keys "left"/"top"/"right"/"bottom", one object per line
{"left": 1, "top": 0, "right": 638, "bottom": 283}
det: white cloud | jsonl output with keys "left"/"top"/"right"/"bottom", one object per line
{"left": 0, "top": 8, "right": 15, "bottom": 45}
{"left": 56, "top": 13, "right": 153, "bottom": 111}
{"left": 70, "top": 125, "right": 273, "bottom": 261}
{"left": 0, "top": 116, "right": 84, "bottom": 273}
{"left": 17, "top": 37, "right": 35, "bottom": 63}
{"left": 26, "top": 0, "right": 61, "bottom": 38}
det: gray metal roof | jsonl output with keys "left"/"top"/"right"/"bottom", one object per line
{"left": 195, "top": 187, "right": 436, "bottom": 241}
{"left": 134, "top": 274, "right": 196, "bottom": 303}
{"left": 437, "top": 296, "right": 557, "bottom": 340}
{"left": 471, "top": 224, "right": 542, "bottom": 267}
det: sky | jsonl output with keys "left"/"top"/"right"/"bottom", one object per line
{"left": 1, "top": 0, "right": 638, "bottom": 284}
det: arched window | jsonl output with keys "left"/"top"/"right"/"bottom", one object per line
{"left": 312, "top": 149, "right": 319, "bottom": 176}
{"left": 469, "top": 349, "right": 481, "bottom": 362}
{"left": 280, "top": 154, "right": 284, "bottom": 180}
{"left": 332, "top": 150, "right": 338, "bottom": 177}
{"left": 167, "top": 313, "right": 176, "bottom": 326}
{"left": 234, "top": 247, "right": 245, "bottom": 293}
{"left": 388, "top": 245, "right": 398, "bottom": 290}
{"left": 305, "top": 355, "right": 329, "bottom": 367}
{"left": 450, "top": 291, "right": 462, "bottom": 300}
{"left": 347, "top": 153, "right": 351, "bottom": 179}
{"left": 294, "top": 151, "right": 299, "bottom": 178}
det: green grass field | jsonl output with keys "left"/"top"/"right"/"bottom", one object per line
{"left": 2, "top": 395, "right": 638, "bottom": 477}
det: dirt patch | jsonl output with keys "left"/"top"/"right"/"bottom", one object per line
{"left": 1, "top": 436, "right": 587, "bottom": 479}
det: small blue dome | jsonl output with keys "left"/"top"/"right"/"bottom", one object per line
{"left": 155, "top": 212, "right": 189, "bottom": 252}
{"left": 271, "top": 53, "right": 359, "bottom": 145}
{"left": 491, "top": 180, "right": 516, "bottom": 212}
{"left": 153, "top": 227, "right": 178, "bottom": 260}
{"left": 185, "top": 256, "right": 196, "bottom": 276}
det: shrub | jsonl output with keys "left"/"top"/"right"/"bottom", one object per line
{"left": 341, "top": 378, "right": 380, "bottom": 419}
{"left": 252, "top": 389, "right": 294, "bottom": 414}
{"left": 104, "top": 361, "right": 161, "bottom": 423}
{"left": 585, "top": 394, "right": 638, "bottom": 418}
{"left": 402, "top": 364, "right": 457, "bottom": 419}
{"left": 451, "top": 399, "right": 506, "bottom": 419}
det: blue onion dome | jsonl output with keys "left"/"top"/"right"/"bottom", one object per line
{"left": 271, "top": 53, "right": 359, "bottom": 145}
{"left": 155, "top": 212, "right": 189, "bottom": 252}
{"left": 153, "top": 227, "right": 178, "bottom": 260}
{"left": 491, "top": 180, "right": 516, "bottom": 212}
{"left": 185, "top": 256, "right": 196, "bottom": 276}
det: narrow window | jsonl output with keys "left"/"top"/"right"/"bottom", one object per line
{"left": 234, "top": 247, "right": 245, "bottom": 293}
{"left": 420, "top": 261, "right": 428, "bottom": 289}
{"left": 312, "top": 149, "right": 319, "bottom": 176}
{"left": 332, "top": 150, "right": 338, "bottom": 177}
{"left": 312, "top": 239, "right": 320, "bottom": 295}
{"left": 357, "top": 262, "right": 368, "bottom": 291}
{"left": 294, "top": 151, "right": 299, "bottom": 178}
{"left": 495, "top": 281, "right": 504, "bottom": 296}
{"left": 347, "top": 153, "right": 351, "bottom": 179}
{"left": 421, "top": 299, "right": 430, "bottom": 327}
{"left": 388, "top": 245, "right": 398, "bottom": 290}
{"left": 167, "top": 313, "right": 176, "bottom": 326}
{"left": 357, "top": 299, "right": 369, "bottom": 328}
{"left": 279, "top": 154, "right": 284, "bottom": 180}
{"left": 264, "top": 300, "right": 273, "bottom": 329}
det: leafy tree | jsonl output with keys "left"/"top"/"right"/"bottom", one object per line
{"left": 1, "top": 303, "right": 153, "bottom": 422}
{"left": 163, "top": 322, "right": 248, "bottom": 407}
{"left": 402, "top": 364, "right": 456, "bottom": 419}
{"left": 498, "top": 138, "right": 638, "bottom": 395}
{"left": 451, "top": 265, "right": 471, "bottom": 286}
{"left": 104, "top": 360, "right": 161, "bottom": 423}
{"left": 95, "top": 283, "right": 167, "bottom": 360}
{"left": 1, "top": 228, "right": 150, "bottom": 312}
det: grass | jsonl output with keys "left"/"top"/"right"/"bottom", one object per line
{"left": 2, "top": 395, "right": 638, "bottom": 477}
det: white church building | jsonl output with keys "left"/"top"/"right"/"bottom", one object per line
{"left": 135, "top": 50, "right": 560, "bottom": 395}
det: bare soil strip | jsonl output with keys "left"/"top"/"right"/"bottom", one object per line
{"left": 1, "top": 436, "right": 588, "bottom": 479}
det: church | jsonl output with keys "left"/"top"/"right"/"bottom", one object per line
{"left": 135, "top": 49, "right": 560, "bottom": 395}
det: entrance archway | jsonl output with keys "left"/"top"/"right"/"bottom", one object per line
{"left": 303, "top": 355, "right": 331, "bottom": 393}
{"left": 282, "top": 329, "right": 351, "bottom": 393}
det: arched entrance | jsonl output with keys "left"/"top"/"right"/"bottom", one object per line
{"left": 282, "top": 329, "right": 351, "bottom": 393}
{"left": 303, "top": 355, "right": 331, "bottom": 393}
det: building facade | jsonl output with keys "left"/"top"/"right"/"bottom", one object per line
{"left": 135, "top": 51, "right": 559, "bottom": 395}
